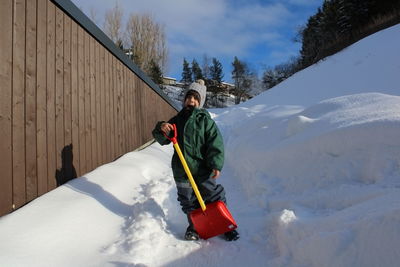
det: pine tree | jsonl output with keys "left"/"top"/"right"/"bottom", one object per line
{"left": 191, "top": 59, "right": 204, "bottom": 81}
{"left": 181, "top": 58, "right": 193, "bottom": 85}
{"left": 231, "top": 57, "right": 252, "bottom": 104}
{"left": 298, "top": 0, "right": 400, "bottom": 71}
{"left": 262, "top": 68, "right": 279, "bottom": 90}
{"left": 300, "top": 8, "right": 324, "bottom": 67}
{"left": 319, "top": 0, "right": 340, "bottom": 43}
{"left": 338, "top": 0, "right": 370, "bottom": 35}
{"left": 148, "top": 59, "right": 163, "bottom": 85}
{"left": 209, "top": 58, "right": 224, "bottom": 83}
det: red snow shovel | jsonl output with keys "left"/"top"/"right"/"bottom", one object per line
{"left": 164, "top": 124, "right": 237, "bottom": 239}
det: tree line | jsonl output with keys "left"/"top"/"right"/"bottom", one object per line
{"left": 180, "top": 56, "right": 257, "bottom": 104}
{"left": 300, "top": 0, "right": 400, "bottom": 68}
{"left": 262, "top": 0, "right": 400, "bottom": 91}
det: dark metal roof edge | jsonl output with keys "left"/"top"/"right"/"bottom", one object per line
{"left": 51, "top": 0, "right": 180, "bottom": 111}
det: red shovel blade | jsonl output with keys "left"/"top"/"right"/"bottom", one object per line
{"left": 189, "top": 201, "right": 237, "bottom": 240}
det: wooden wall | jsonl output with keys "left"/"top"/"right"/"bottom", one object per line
{"left": 0, "top": 0, "right": 177, "bottom": 216}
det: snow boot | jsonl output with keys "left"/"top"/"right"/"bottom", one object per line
{"left": 224, "top": 229, "right": 239, "bottom": 241}
{"left": 184, "top": 226, "right": 199, "bottom": 241}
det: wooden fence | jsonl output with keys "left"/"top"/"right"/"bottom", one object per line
{"left": 0, "top": 0, "right": 178, "bottom": 216}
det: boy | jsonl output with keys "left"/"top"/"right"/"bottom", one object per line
{"left": 152, "top": 79, "right": 239, "bottom": 241}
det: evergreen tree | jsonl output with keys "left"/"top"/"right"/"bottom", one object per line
{"left": 231, "top": 57, "right": 252, "bottom": 104}
{"left": 181, "top": 58, "right": 193, "bottom": 85}
{"left": 319, "top": 0, "right": 341, "bottom": 43}
{"left": 262, "top": 69, "right": 276, "bottom": 90}
{"left": 368, "top": 0, "right": 400, "bottom": 16}
{"left": 148, "top": 59, "right": 163, "bottom": 85}
{"left": 191, "top": 59, "right": 204, "bottom": 81}
{"left": 296, "top": 0, "right": 400, "bottom": 71}
{"left": 338, "top": 0, "right": 370, "bottom": 35}
{"left": 209, "top": 58, "right": 224, "bottom": 83}
{"left": 299, "top": 8, "right": 324, "bottom": 67}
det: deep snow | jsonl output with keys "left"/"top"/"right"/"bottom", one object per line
{"left": 1, "top": 24, "right": 400, "bottom": 267}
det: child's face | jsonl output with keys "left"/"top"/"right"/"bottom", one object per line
{"left": 184, "top": 95, "right": 200, "bottom": 108}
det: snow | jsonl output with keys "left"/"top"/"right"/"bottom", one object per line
{"left": 1, "top": 24, "right": 400, "bottom": 267}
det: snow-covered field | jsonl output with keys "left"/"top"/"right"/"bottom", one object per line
{"left": 1, "top": 24, "right": 400, "bottom": 267}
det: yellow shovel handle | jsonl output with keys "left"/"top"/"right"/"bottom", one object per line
{"left": 173, "top": 143, "right": 206, "bottom": 211}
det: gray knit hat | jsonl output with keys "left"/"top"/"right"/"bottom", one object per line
{"left": 184, "top": 79, "right": 207, "bottom": 108}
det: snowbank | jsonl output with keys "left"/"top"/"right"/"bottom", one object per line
{"left": 213, "top": 92, "right": 400, "bottom": 266}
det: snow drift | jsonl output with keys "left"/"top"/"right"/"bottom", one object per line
{"left": 214, "top": 92, "right": 400, "bottom": 267}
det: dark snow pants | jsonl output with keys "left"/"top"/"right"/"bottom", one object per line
{"left": 175, "top": 176, "right": 226, "bottom": 215}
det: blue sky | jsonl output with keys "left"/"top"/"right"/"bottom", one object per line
{"left": 71, "top": 0, "right": 323, "bottom": 82}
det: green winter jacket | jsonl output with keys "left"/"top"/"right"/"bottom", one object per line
{"left": 152, "top": 107, "right": 224, "bottom": 183}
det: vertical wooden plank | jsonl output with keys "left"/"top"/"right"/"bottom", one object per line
{"left": 138, "top": 81, "right": 144, "bottom": 145}
{"left": 100, "top": 46, "right": 106, "bottom": 164}
{"left": 12, "top": 0, "right": 26, "bottom": 209}
{"left": 95, "top": 42, "right": 102, "bottom": 165}
{"left": 133, "top": 76, "right": 140, "bottom": 148}
{"left": 89, "top": 36, "right": 97, "bottom": 168}
{"left": 77, "top": 26, "right": 86, "bottom": 175}
{"left": 105, "top": 51, "right": 111, "bottom": 162}
{"left": 146, "top": 88, "right": 152, "bottom": 141}
{"left": 55, "top": 7, "right": 64, "bottom": 185}
{"left": 113, "top": 59, "right": 118, "bottom": 158}
{"left": 106, "top": 53, "right": 111, "bottom": 160}
{"left": 146, "top": 89, "right": 152, "bottom": 142}
{"left": 129, "top": 72, "right": 135, "bottom": 150}
{"left": 117, "top": 62, "right": 122, "bottom": 156}
{"left": 103, "top": 50, "right": 108, "bottom": 162}
{"left": 71, "top": 20, "right": 80, "bottom": 176}
{"left": 36, "top": 0, "right": 48, "bottom": 197}
{"left": 63, "top": 15, "right": 72, "bottom": 148}
{"left": 121, "top": 63, "right": 126, "bottom": 154}
{"left": 133, "top": 77, "right": 138, "bottom": 147}
{"left": 153, "top": 91, "right": 159, "bottom": 138}
{"left": 138, "top": 79, "right": 144, "bottom": 147}
{"left": 111, "top": 56, "right": 116, "bottom": 159}
{"left": 126, "top": 70, "right": 132, "bottom": 151}
{"left": 130, "top": 75, "right": 137, "bottom": 149}
{"left": 131, "top": 75, "right": 137, "bottom": 148}
{"left": 84, "top": 32, "right": 92, "bottom": 171}
{"left": 148, "top": 89, "right": 155, "bottom": 141}
{"left": 114, "top": 57, "right": 119, "bottom": 158}
{"left": 133, "top": 75, "right": 138, "bottom": 147}
{"left": 25, "top": 0, "right": 37, "bottom": 202}
{"left": 123, "top": 66, "right": 127, "bottom": 152}
{"left": 126, "top": 68, "right": 130, "bottom": 151}
{"left": 125, "top": 71, "right": 130, "bottom": 150}
{"left": 143, "top": 87, "right": 149, "bottom": 141}
{"left": 152, "top": 90, "right": 158, "bottom": 140}
{"left": 0, "top": 0, "right": 13, "bottom": 215}
{"left": 146, "top": 88, "right": 152, "bottom": 142}
{"left": 126, "top": 69, "right": 131, "bottom": 151}
{"left": 47, "top": 1, "right": 56, "bottom": 190}
{"left": 119, "top": 64, "right": 122, "bottom": 153}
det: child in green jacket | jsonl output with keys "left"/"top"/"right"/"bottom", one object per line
{"left": 152, "top": 80, "right": 239, "bottom": 241}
